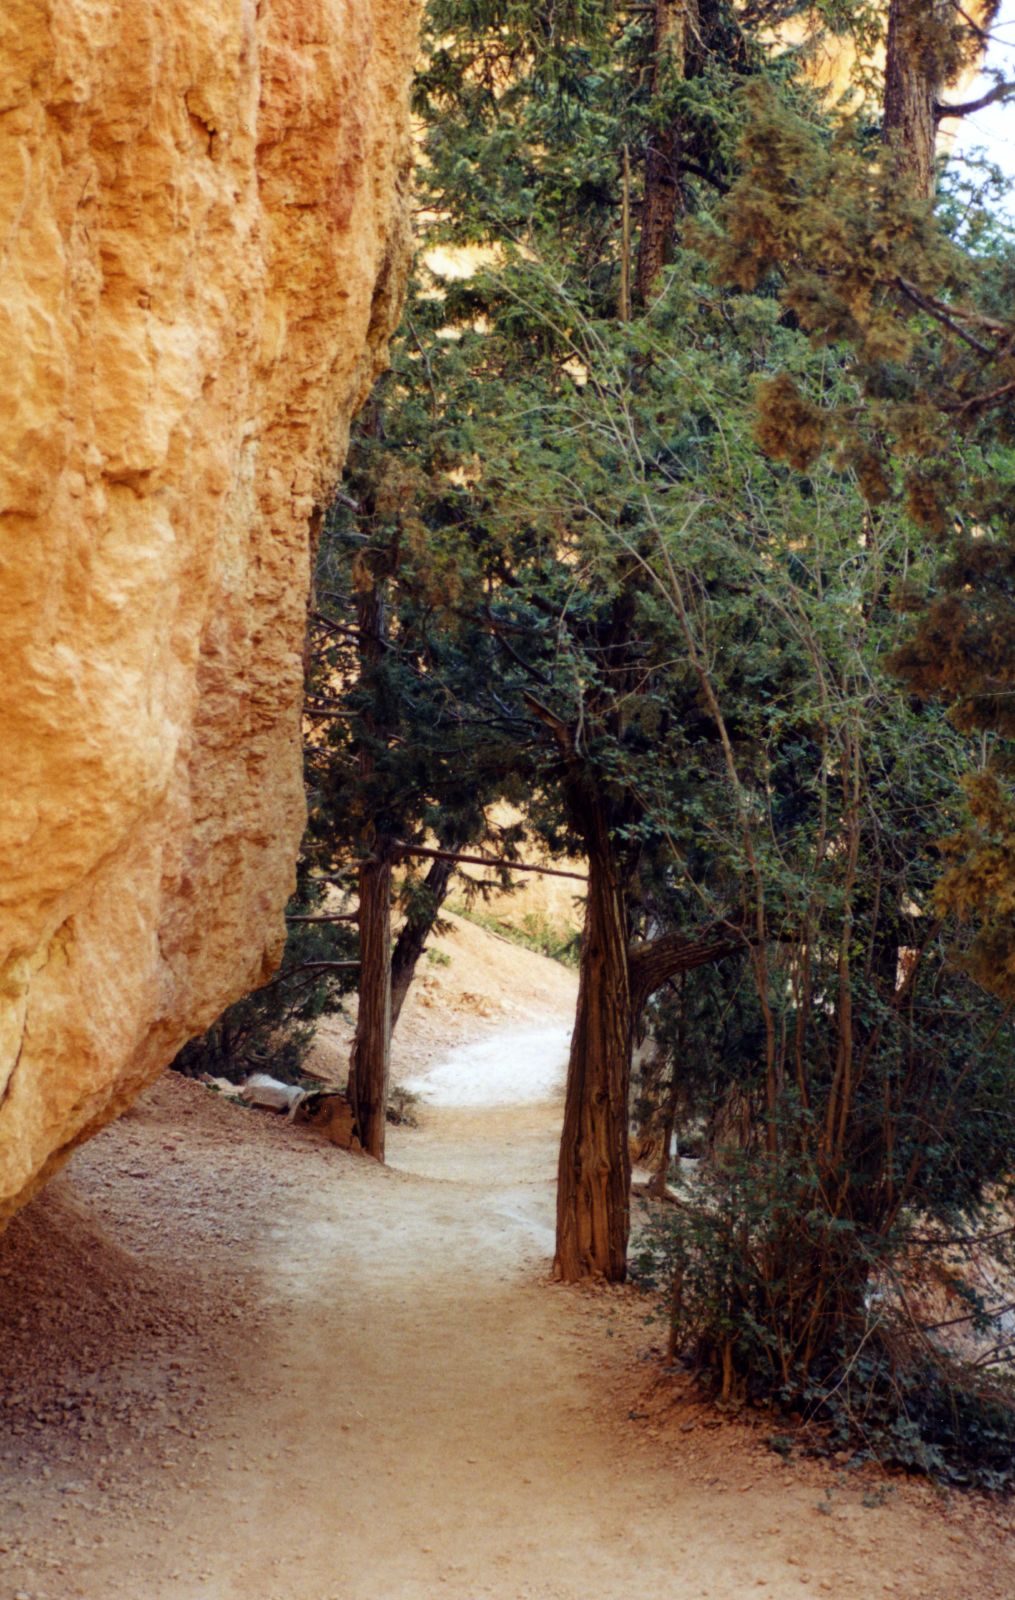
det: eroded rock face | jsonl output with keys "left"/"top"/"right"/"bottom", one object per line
{"left": 0, "top": 0, "right": 419, "bottom": 1220}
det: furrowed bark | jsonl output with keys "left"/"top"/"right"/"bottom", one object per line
{"left": 651, "top": 1055, "right": 683, "bottom": 1198}
{"left": 628, "top": 926, "right": 742, "bottom": 1016}
{"left": 347, "top": 572, "right": 393, "bottom": 1161}
{"left": 631, "top": 1044, "right": 669, "bottom": 1171}
{"left": 554, "top": 819, "right": 633, "bottom": 1284}
{"left": 636, "top": 0, "right": 693, "bottom": 304}
{"left": 882, "top": 0, "right": 942, "bottom": 199}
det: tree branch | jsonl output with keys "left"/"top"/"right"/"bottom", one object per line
{"left": 950, "top": 377, "right": 1015, "bottom": 415}
{"left": 628, "top": 927, "right": 744, "bottom": 1015}
{"left": 396, "top": 842, "right": 587, "bottom": 882}
{"left": 908, "top": 1220, "right": 1015, "bottom": 1248}
{"left": 251, "top": 959, "right": 360, "bottom": 998}
{"left": 895, "top": 277, "right": 994, "bottom": 358}
{"left": 284, "top": 912, "right": 358, "bottom": 924}
{"left": 486, "top": 612, "right": 553, "bottom": 686}
{"left": 935, "top": 80, "right": 1015, "bottom": 120}
{"left": 919, "top": 1298, "right": 1015, "bottom": 1334}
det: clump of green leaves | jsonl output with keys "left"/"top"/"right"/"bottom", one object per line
{"left": 709, "top": 73, "right": 1015, "bottom": 1003}
{"left": 448, "top": 901, "right": 580, "bottom": 967}
{"left": 634, "top": 1156, "right": 1015, "bottom": 1491}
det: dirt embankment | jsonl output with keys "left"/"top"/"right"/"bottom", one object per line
{"left": 306, "top": 905, "right": 580, "bottom": 1085}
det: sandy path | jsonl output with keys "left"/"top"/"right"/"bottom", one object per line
{"left": 2, "top": 1004, "right": 1014, "bottom": 1598}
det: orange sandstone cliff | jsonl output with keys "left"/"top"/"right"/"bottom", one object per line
{"left": 0, "top": 0, "right": 420, "bottom": 1220}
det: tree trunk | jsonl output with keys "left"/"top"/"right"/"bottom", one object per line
{"left": 636, "top": 0, "right": 693, "bottom": 305}
{"left": 348, "top": 854, "right": 392, "bottom": 1160}
{"left": 628, "top": 925, "right": 740, "bottom": 1014}
{"left": 346, "top": 570, "right": 392, "bottom": 1161}
{"left": 389, "top": 855, "right": 455, "bottom": 1029}
{"left": 619, "top": 144, "right": 632, "bottom": 322}
{"left": 882, "top": 0, "right": 940, "bottom": 200}
{"left": 631, "top": 1043, "right": 669, "bottom": 1169}
{"left": 650, "top": 974, "right": 686, "bottom": 1198}
{"left": 650, "top": 1060, "right": 682, "bottom": 1197}
{"left": 554, "top": 822, "right": 633, "bottom": 1283}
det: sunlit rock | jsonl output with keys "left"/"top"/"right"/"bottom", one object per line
{"left": 0, "top": 0, "right": 419, "bottom": 1220}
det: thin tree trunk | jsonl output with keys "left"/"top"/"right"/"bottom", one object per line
{"left": 346, "top": 571, "right": 392, "bottom": 1161}
{"left": 619, "top": 144, "right": 632, "bottom": 322}
{"left": 389, "top": 855, "right": 455, "bottom": 1029}
{"left": 554, "top": 820, "right": 633, "bottom": 1283}
{"left": 636, "top": 0, "right": 692, "bottom": 304}
{"left": 882, "top": 0, "right": 940, "bottom": 200}
{"left": 631, "top": 1044, "right": 668, "bottom": 1169}
{"left": 648, "top": 1061, "right": 680, "bottom": 1198}
{"left": 650, "top": 975, "right": 686, "bottom": 1199}
{"left": 348, "top": 854, "right": 392, "bottom": 1160}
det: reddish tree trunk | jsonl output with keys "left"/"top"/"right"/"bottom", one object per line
{"left": 346, "top": 572, "right": 392, "bottom": 1161}
{"left": 554, "top": 824, "right": 633, "bottom": 1283}
{"left": 882, "top": 0, "right": 940, "bottom": 200}
{"left": 636, "top": 0, "right": 693, "bottom": 304}
{"left": 348, "top": 855, "right": 391, "bottom": 1160}
{"left": 651, "top": 973, "right": 687, "bottom": 1197}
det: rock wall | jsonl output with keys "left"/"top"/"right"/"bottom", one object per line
{"left": 0, "top": 0, "right": 420, "bottom": 1220}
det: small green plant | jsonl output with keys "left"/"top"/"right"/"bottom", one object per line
{"left": 447, "top": 901, "right": 579, "bottom": 967}
{"left": 816, "top": 1484, "right": 837, "bottom": 1517}
{"left": 861, "top": 1484, "right": 894, "bottom": 1511}
{"left": 425, "top": 947, "right": 452, "bottom": 968}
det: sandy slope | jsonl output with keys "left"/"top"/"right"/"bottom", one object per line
{"left": 306, "top": 907, "right": 581, "bottom": 1089}
{"left": 1, "top": 927, "right": 1013, "bottom": 1600}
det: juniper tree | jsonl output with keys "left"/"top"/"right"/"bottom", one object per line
{"left": 306, "top": 398, "right": 541, "bottom": 1158}
{"left": 171, "top": 868, "right": 358, "bottom": 1084}
{"left": 330, "top": 0, "right": 1015, "bottom": 1371}
{"left": 408, "top": 0, "right": 928, "bottom": 1280}
{"left": 709, "top": 0, "right": 1015, "bottom": 1002}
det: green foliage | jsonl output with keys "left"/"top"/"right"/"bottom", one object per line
{"left": 172, "top": 875, "right": 356, "bottom": 1084}
{"left": 301, "top": 410, "right": 541, "bottom": 1021}
{"left": 709, "top": 72, "right": 1015, "bottom": 1002}
{"left": 447, "top": 900, "right": 581, "bottom": 966}
{"left": 633, "top": 1156, "right": 1015, "bottom": 1490}
{"left": 324, "top": 0, "right": 1015, "bottom": 1476}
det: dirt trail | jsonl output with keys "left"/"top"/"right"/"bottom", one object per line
{"left": 2, "top": 936, "right": 1013, "bottom": 1599}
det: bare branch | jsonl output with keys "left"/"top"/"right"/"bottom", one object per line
{"left": 397, "top": 842, "right": 587, "bottom": 882}
{"left": 895, "top": 277, "right": 993, "bottom": 358}
{"left": 936, "top": 79, "right": 1015, "bottom": 120}
{"left": 950, "top": 377, "right": 1015, "bottom": 415}
{"left": 250, "top": 959, "right": 360, "bottom": 999}
{"left": 628, "top": 926, "right": 744, "bottom": 1014}
{"left": 285, "top": 912, "right": 358, "bottom": 924}
{"left": 908, "top": 1220, "right": 1015, "bottom": 1248}
{"left": 919, "top": 1298, "right": 1015, "bottom": 1334}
